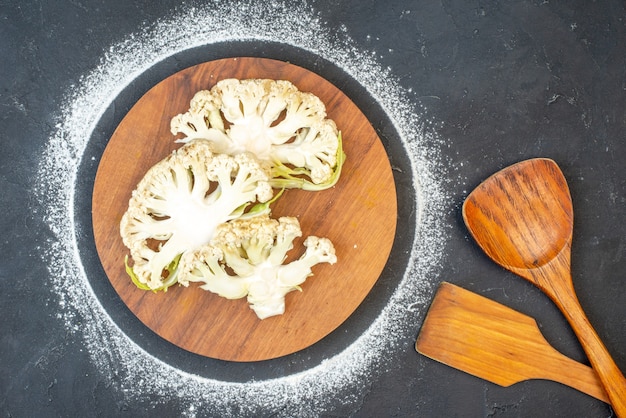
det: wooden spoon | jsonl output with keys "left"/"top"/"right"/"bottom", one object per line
{"left": 416, "top": 282, "right": 609, "bottom": 403}
{"left": 462, "top": 158, "right": 626, "bottom": 416}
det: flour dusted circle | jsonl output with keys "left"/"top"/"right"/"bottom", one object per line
{"left": 37, "top": 1, "right": 447, "bottom": 415}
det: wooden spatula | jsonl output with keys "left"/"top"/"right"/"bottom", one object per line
{"left": 415, "top": 282, "right": 609, "bottom": 403}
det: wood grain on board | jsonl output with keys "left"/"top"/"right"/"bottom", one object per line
{"left": 92, "top": 57, "right": 397, "bottom": 361}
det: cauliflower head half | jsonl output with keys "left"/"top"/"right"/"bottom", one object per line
{"left": 170, "top": 78, "right": 345, "bottom": 191}
{"left": 120, "top": 139, "right": 274, "bottom": 291}
{"left": 179, "top": 214, "right": 337, "bottom": 319}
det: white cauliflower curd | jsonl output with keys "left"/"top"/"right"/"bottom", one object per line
{"left": 120, "top": 78, "right": 342, "bottom": 319}
{"left": 170, "top": 78, "right": 345, "bottom": 191}
{"left": 120, "top": 139, "right": 274, "bottom": 291}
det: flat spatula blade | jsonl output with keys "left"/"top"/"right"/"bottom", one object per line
{"left": 416, "top": 282, "right": 608, "bottom": 403}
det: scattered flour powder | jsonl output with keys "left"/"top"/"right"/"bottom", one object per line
{"left": 36, "top": 1, "right": 448, "bottom": 416}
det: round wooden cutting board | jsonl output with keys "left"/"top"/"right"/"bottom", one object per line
{"left": 92, "top": 57, "right": 397, "bottom": 362}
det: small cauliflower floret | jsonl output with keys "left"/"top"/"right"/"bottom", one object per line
{"left": 178, "top": 214, "right": 337, "bottom": 319}
{"left": 169, "top": 90, "right": 232, "bottom": 152}
{"left": 271, "top": 120, "right": 342, "bottom": 186}
{"left": 275, "top": 236, "right": 338, "bottom": 285}
{"left": 171, "top": 78, "right": 345, "bottom": 191}
{"left": 178, "top": 245, "right": 249, "bottom": 299}
{"left": 120, "top": 139, "right": 273, "bottom": 291}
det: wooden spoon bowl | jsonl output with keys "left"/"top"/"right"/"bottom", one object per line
{"left": 462, "top": 158, "right": 626, "bottom": 416}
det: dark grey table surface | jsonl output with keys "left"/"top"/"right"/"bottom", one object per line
{"left": 2, "top": 0, "right": 625, "bottom": 416}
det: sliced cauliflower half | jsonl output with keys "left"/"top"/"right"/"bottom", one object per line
{"left": 170, "top": 78, "right": 345, "bottom": 191}
{"left": 179, "top": 214, "right": 337, "bottom": 319}
{"left": 120, "top": 139, "right": 274, "bottom": 291}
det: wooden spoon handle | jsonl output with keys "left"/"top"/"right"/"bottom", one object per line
{"left": 547, "top": 275, "right": 626, "bottom": 416}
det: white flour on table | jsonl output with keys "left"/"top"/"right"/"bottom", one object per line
{"left": 36, "top": 1, "right": 448, "bottom": 416}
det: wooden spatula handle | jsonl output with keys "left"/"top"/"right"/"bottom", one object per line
{"left": 545, "top": 353, "right": 610, "bottom": 404}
